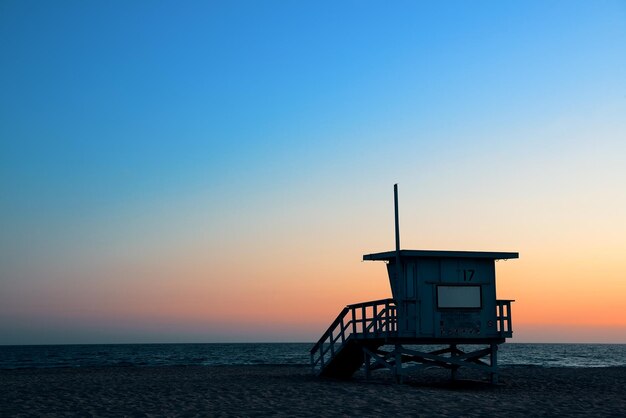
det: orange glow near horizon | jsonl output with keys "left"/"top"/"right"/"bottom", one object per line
{"left": 2, "top": 195, "right": 625, "bottom": 345}
{"left": 5, "top": 240, "right": 623, "bottom": 344}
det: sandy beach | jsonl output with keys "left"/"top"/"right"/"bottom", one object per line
{"left": 1, "top": 365, "right": 624, "bottom": 417}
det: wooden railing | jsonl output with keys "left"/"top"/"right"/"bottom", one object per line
{"left": 310, "top": 298, "right": 397, "bottom": 374}
{"left": 496, "top": 299, "right": 514, "bottom": 337}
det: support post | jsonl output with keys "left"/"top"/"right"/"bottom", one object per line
{"left": 394, "top": 344, "right": 403, "bottom": 384}
{"left": 450, "top": 344, "right": 458, "bottom": 381}
{"left": 490, "top": 343, "right": 499, "bottom": 384}
{"left": 364, "top": 350, "right": 371, "bottom": 380}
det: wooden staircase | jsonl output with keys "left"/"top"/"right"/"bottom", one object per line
{"left": 310, "top": 299, "right": 397, "bottom": 378}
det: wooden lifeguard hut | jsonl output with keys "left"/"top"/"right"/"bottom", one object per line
{"left": 310, "top": 185, "right": 517, "bottom": 384}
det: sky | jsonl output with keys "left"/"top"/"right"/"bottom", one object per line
{"left": 1, "top": 0, "right": 625, "bottom": 344}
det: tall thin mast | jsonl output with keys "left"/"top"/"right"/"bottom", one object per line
{"left": 393, "top": 183, "right": 402, "bottom": 286}
{"left": 394, "top": 184, "right": 403, "bottom": 333}
{"left": 394, "top": 184, "right": 400, "bottom": 254}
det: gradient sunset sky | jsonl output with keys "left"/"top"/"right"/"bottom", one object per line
{"left": 1, "top": 1, "right": 625, "bottom": 344}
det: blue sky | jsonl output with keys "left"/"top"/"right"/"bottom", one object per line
{"left": 1, "top": 1, "right": 625, "bottom": 343}
{"left": 2, "top": 1, "right": 624, "bottom": 215}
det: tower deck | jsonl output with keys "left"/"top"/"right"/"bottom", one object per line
{"left": 311, "top": 298, "right": 513, "bottom": 383}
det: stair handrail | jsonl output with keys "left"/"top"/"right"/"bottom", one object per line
{"left": 346, "top": 298, "right": 395, "bottom": 309}
{"left": 311, "top": 298, "right": 396, "bottom": 355}
{"left": 310, "top": 306, "right": 350, "bottom": 356}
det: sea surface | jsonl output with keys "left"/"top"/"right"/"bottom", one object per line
{"left": 1, "top": 343, "right": 624, "bottom": 370}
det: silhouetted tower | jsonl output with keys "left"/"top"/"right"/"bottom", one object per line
{"left": 311, "top": 185, "right": 517, "bottom": 384}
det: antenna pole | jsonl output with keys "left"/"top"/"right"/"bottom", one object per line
{"left": 394, "top": 184, "right": 403, "bottom": 332}
{"left": 394, "top": 184, "right": 400, "bottom": 254}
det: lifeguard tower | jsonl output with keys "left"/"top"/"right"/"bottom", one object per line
{"left": 310, "top": 185, "right": 517, "bottom": 384}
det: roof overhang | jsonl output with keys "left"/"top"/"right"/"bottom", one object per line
{"left": 363, "top": 250, "right": 519, "bottom": 261}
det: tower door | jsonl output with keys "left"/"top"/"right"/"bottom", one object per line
{"left": 419, "top": 284, "right": 434, "bottom": 335}
{"left": 403, "top": 262, "right": 418, "bottom": 335}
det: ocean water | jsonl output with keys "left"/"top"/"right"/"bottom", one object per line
{"left": 0, "top": 343, "right": 624, "bottom": 370}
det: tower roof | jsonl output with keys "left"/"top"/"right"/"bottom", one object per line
{"left": 363, "top": 249, "right": 519, "bottom": 261}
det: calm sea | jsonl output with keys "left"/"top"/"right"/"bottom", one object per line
{"left": 0, "top": 343, "right": 624, "bottom": 370}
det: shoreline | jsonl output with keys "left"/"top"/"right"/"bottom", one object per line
{"left": 2, "top": 365, "right": 625, "bottom": 416}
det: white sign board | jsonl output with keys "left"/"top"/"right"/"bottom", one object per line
{"left": 437, "top": 286, "right": 481, "bottom": 308}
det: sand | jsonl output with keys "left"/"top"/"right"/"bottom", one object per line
{"left": 1, "top": 365, "right": 625, "bottom": 417}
